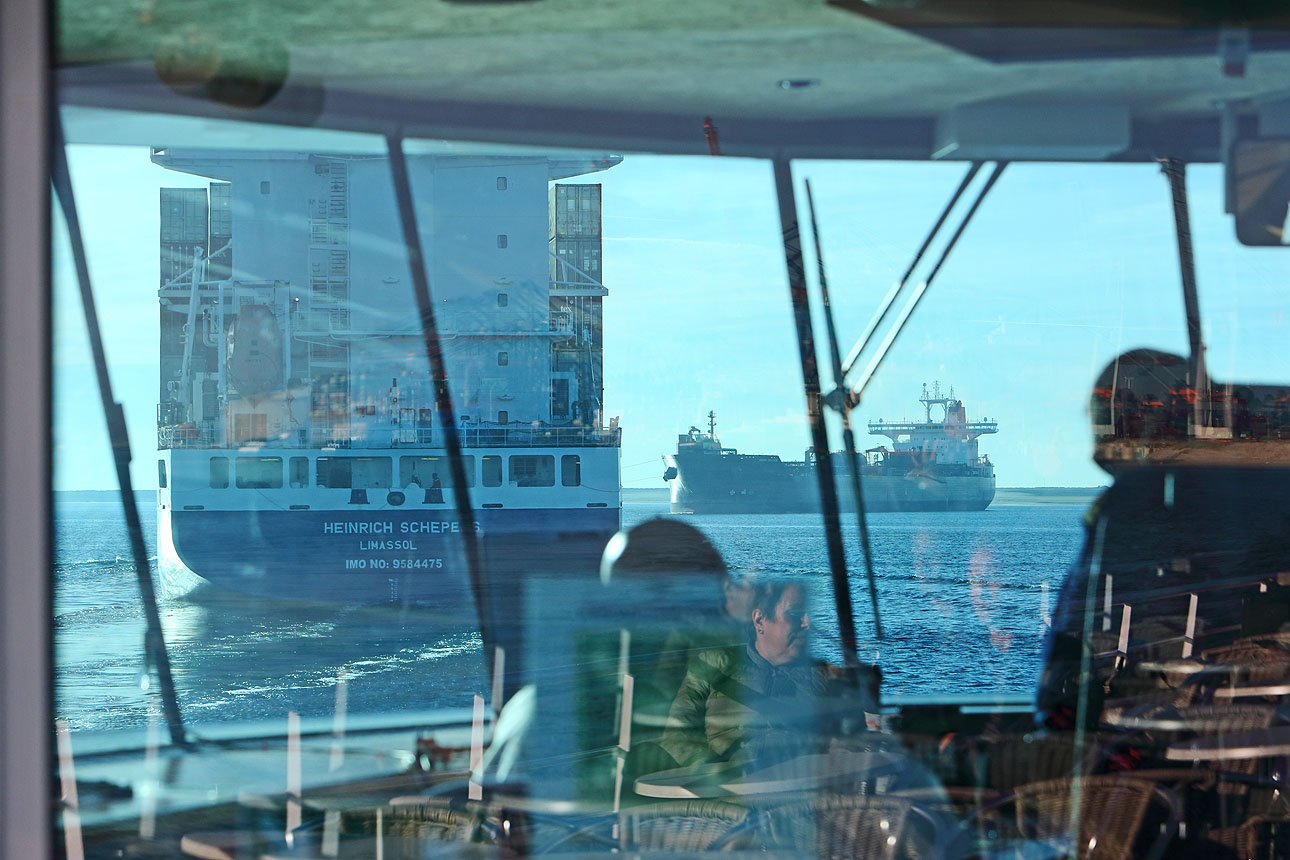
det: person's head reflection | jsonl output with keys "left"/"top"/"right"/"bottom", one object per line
{"left": 601, "top": 517, "right": 752, "bottom": 628}
{"left": 751, "top": 580, "right": 810, "bottom": 665}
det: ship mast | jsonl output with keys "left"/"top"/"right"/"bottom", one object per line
{"left": 920, "top": 380, "right": 955, "bottom": 423}
{"left": 707, "top": 410, "right": 717, "bottom": 436}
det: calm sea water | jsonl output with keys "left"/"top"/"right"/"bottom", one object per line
{"left": 54, "top": 493, "right": 1089, "bottom": 734}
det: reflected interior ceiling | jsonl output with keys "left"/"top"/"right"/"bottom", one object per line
{"left": 55, "top": 0, "right": 1290, "bottom": 160}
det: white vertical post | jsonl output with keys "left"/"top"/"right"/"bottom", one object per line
{"left": 55, "top": 721, "right": 84, "bottom": 860}
{"left": 139, "top": 704, "right": 160, "bottom": 840}
{"left": 614, "top": 629, "right": 630, "bottom": 736}
{"left": 1040, "top": 581, "right": 1051, "bottom": 629}
{"left": 322, "top": 810, "right": 340, "bottom": 858}
{"left": 1182, "top": 593, "right": 1198, "bottom": 658}
{"left": 613, "top": 674, "right": 634, "bottom": 816}
{"left": 1102, "top": 574, "right": 1114, "bottom": 632}
{"left": 469, "top": 694, "right": 485, "bottom": 801}
{"left": 1116, "top": 604, "right": 1132, "bottom": 668}
{"left": 491, "top": 646, "right": 506, "bottom": 722}
{"left": 286, "top": 711, "right": 302, "bottom": 842}
{"left": 330, "top": 668, "right": 348, "bottom": 772}
{"left": 217, "top": 281, "right": 227, "bottom": 444}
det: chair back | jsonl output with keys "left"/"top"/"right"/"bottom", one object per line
{"left": 622, "top": 800, "right": 750, "bottom": 851}
{"left": 1011, "top": 775, "right": 1155, "bottom": 860}
{"left": 764, "top": 794, "right": 926, "bottom": 860}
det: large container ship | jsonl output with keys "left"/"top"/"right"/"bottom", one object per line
{"left": 154, "top": 149, "right": 623, "bottom": 602}
{"left": 664, "top": 384, "right": 997, "bottom": 514}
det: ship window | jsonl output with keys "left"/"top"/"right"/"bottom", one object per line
{"left": 352, "top": 457, "right": 392, "bottom": 488}
{"left": 498, "top": 351, "right": 508, "bottom": 366}
{"left": 561, "top": 454, "right": 580, "bottom": 487}
{"left": 400, "top": 456, "right": 475, "bottom": 488}
{"left": 209, "top": 457, "right": 229, "bottom": 489}
{"left": 496, "top": 234, "right": 507, "bottom": 249}
{"left": 289, "top": 457, "right": 308, "bottom": 488}
{"left": 497, "top": 410, "right": 509, "bottom": 424}
{"left": 316, "top": 456, "right": 352, "bottom": 488}
{"left": 497, "top": 292, "right": 508, "bottom": 307}
{"left": 236, "top": 457, "right": 283, "bottom": 489}
{"left": 158, "top": 460, "right": 167, "bottom": 489}
{"left": 260, "top": 181, "right": 270, "bottom": 194}
{"left": 496, "top": 176, "right": 507, "bottom": 191}
{"left": 482, "top": 456, "right": 502, "bottom": 487}
{"left": 510, "top": 455, "right": 555, "bottom": 487}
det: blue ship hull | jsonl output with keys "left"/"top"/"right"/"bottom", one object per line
{"left": 160, "top": 506, "right": 620, "bottom": 603}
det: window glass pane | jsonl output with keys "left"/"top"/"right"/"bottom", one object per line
{"left": 209, "top": 457, "right": 228, "bottom": 488}
{"left": 482, "top": 455, "right": 502, "bottom": 487}
{"left": 351, "top": 456, "right": 392, "bottom": 488}
{"left": 289, "top": 456, "right": 308, "bottom": 487}
{"left": 235, "top": 456, "right": 283, "bottom": 488}
{"left": 561, "top": 454, "right": 580, "bottom": 486}
{"left": 46, "top": 85, "right": 1290, "bottom": 860}
{"left": 316, "top": 456, "right": 352, "bottom": 488}
{"left": 399, "top": 455, "right": 474, "bottom": 488}
{"left": 510, "top": 454, "right": 555, "bottom": 487}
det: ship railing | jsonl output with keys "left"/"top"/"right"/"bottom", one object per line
{"left": 162, "top": 424, "right": 622, "bottom": 449}
{"left": 158, "top": 424, "right": 219, "bottom": 448}
{"left": 308, "top": 424, "right": 622, "bottom": 449}
{"left": 867, "top": 420, "right": 999, "bottom": 434}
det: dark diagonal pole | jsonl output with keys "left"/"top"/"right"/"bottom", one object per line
{"left": 50, "top": 118, "right": 187, "bottom": 747}
{"left": 386, "top": 134, "right": 492, "bottom": 664}
{"left": 772, "top": 159, "right": 861, "bottom": 667}
{"left": 805, "top": 179, "right": 882, "bottom": 641}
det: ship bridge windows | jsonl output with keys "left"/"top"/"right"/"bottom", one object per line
{"left": 510, "top": 454, "right": 555, "bottom": 487}
{"left": 400, "top": 456, "right": 475, "bottom": 489}
{"left": 236, "top": 457, "right": 283, "bottom": 489}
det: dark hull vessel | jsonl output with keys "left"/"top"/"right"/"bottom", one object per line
{"left": 665, "top": 385, "right": 997, "bottom": 514}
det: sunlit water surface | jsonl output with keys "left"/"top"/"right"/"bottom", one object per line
{"left": 55, "top": 494, "right": 1087, "bottom": 733}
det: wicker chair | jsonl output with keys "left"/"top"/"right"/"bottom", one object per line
{"left": 762, "top": 794, "right": 944, "bottom": 860}
{"left": 1201, "top": 642, "right": 1290, "bottom": 685}
{"left": 284, "top": 800, "right": 499, "bottom": 859}
{"left": 970, "top": 775, "right": 1181, "bottom": 860}
{"left": 536, "top": 799, "right": 751, "bottom": 854}
{"left": 970, "top": 733, "right": 1107, "bottom": 794}
{"left": 623, "top": 800, "right": 752, "bottom": 851}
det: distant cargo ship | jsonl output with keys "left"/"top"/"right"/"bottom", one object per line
{"left": 664, "top": 384, "right": 997, "bottom": 514}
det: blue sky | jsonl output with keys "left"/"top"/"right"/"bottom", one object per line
{"left": 54, "top": 145, "right": 1288, "bottom": 490}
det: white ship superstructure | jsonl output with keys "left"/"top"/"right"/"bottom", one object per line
{"left": 154, "top": 149, "right": 622, "bottom": 601}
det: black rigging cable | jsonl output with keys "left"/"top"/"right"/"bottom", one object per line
{"left": 50, "top": 118, "right": 187, "bottom": 748}
{"left": 850, "top": 161, "right": 1008, "bottom": 402}
{"left": 385, "top": 134, "right": 494, "bottom": 675}
{"left": 805, "top": 178, "right": 882, "bottom": 641}
{"left": 772, "top": 159, "right": 862, "bottom": 669}
{"left": 841, "top": 162, "right": 983, "bottom": 379}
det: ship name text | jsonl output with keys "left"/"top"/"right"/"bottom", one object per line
{"left": 323, "top": 520, "right": 462, "bottom": 534}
